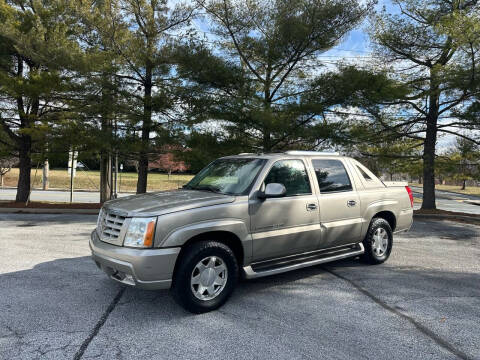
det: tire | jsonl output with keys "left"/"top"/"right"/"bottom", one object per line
{"left": 361, "top": 218, "right": 393, "bottom": 265}
{"left": 171, "top": 241, "right": 239, "bottom": 314}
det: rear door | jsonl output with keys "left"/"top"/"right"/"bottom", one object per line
{"left": 311, "top": 158, "right": 363, "bottom": 249}
{"left": 249, "top": 159, "right": 321, "bottom": 261}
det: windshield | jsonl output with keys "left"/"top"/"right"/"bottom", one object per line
{"left": 184, "top": 158, "right": 266, "bottom": 195}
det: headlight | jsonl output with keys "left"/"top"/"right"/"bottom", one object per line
{"left": 96, "top": 208, "right": 105, "bottom": 229}
{"left": 123, "top": 217, "right": 157, "bottom": 248}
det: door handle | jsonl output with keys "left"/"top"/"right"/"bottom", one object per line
{"left": 306, "top": 203, "right": 318, "bottom": 211}
{"left": 347, "top": 200, "right": 356, "bottom": 207}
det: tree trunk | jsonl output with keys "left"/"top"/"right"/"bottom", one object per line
{"left": 16, "top": 140, "right": 32, "bottom": 202}
{"left": 137, "top": 61, "right": 152, "bottom": 194}
{"left": 421, "top": 82, "right": 439, "bottom": 210}
{"left": 262, "top": 69, "right": 272, "bottom": 152}
{"left": 421, "top": 139, "right": 436, "bottom": 210}
{"left": 14, "top": 57, "right": 33, "bottom": 203}
{"left": 137, "top": 152, "right": 149, "bottom": 193}
{"left": 99, "top": 72, "right": 114, "bottom": 203}
{"left": 263, "top": 131, "right": 271, "bottom": 152}
{"left": 100, "top": 152, "right": 112, "bottom": 203}
{"left": 461, "top": 179, "right": 466, "bottom": 190}
{"left": 1, "top": 174, "right": 3, "bottom": 188}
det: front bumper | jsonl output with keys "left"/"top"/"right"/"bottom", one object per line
{"left": 90, "top": 230, "right": 180, "bottom": 290}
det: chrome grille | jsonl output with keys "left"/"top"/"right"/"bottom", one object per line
{"left": 98, "top": 210, "right": 126, "bottom": 240}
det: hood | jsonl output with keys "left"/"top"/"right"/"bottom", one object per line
{"left": 103, "top": 189, "right": 235, "bottom": 217}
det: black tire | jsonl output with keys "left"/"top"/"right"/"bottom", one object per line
{"left": 361, "top": 218, "right": 393, "bottom": 265}
{"left": 171, "top": 241, "right": 239, "bottom": 314}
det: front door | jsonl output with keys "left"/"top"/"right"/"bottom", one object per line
{"left": 249, "top": 159, "right": 321, "bottom": 261}
{"left": 311, "top": 158, "right": 363, "bottom": 249}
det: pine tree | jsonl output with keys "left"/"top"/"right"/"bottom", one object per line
{"left": 107, "top": 0, "right": 195, "bottom": 194}
{"left": 0, "top": 0, "right": 86, "bottom": 202}
{"left": 369, "top": 0, "right": 480, "bottom": 209}
{"left": 177, "top": 0, "right": 372, "bottom": 153}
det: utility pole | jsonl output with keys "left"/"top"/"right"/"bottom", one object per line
{"left": 42, "top": 158, "right": 49, "bottom": 190}
{"left": 68, "top": 149, "right": 77, "bottom": 203}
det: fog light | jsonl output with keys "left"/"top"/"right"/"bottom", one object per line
{"left": 123, "top": 274, "right": 135, "bottom": 285}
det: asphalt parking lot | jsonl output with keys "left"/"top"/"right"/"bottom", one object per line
{"left": 1, "top": 214, "right": 479, "bottom": 360}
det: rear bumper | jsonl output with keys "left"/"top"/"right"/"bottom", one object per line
{"left": 90, "top": 230, "right": 180, "bottom": 290}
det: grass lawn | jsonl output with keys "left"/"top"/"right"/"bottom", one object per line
{"left": 410, "top": 183, "right": 480, "bottom": 196}
{"left": 2, "top": 168, "right": 193, "bottom": 193}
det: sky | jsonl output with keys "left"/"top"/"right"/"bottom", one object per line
{"left": 191, "top": 0, "right": 395, "bottom": 63}
{"left": 321, "top": 0, "right": 397, "bottom": 61}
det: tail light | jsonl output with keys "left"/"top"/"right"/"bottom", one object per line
{"left": 405, "top": 186, "right": 413, "bottom": 208}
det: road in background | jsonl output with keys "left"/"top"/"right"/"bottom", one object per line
{"left": 2, "top": 186, "right": 480, "bottom": 215}
{"left": 0, "top": 189, "right": 130, "bottom": 203}
{"left": 411, "top": 186, "right": 480, "bottom": 214}
{"left": 1, "top": 185, "right": 480, "bottom": 216}
{"left": 1, "top": 214, "right": 479, "bottom": 360}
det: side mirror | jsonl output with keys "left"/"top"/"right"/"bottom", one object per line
{"left": 258, "top": 183, "right": 287, "bottom": 199}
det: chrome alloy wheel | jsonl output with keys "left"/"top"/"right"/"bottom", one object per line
{"left": 372, "top": 228, "right": 389, "bottom": 256}
{"left": 191, "top": 256, "right": 228, "bottom": 301}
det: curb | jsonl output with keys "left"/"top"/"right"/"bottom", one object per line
{"left": 464, "top": 200, "right": 480, "bottom": 207}
{"left": 410, "top": 186, "right": 480, "bottom": 201}
{"left": 0, "top": 208, "right": 99, "bottom": 215}
{"left": 413, "top": 213, "right": 480, "bottom": 223}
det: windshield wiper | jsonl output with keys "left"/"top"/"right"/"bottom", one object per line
{"left": 190, "top": 185, "right": 222, "bottom": 193}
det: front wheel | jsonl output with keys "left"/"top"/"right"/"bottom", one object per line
{"left": 171, "top": 241, "right": 238, "bottom": 313}
{"left": 361, "top": 218, "right": 393, "bottom": 265}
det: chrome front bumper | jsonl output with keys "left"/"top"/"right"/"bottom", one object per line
{"left": 90, "top": 230, "right": 180, "bottom": 290}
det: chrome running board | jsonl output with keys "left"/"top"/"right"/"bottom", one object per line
{"left": 243, "top": 243, "right": 364, "bottom": 279}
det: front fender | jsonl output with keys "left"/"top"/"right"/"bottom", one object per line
{"left": 159, "top": 219, "right": 252, "bottom": 262}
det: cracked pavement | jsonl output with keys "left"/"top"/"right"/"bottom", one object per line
{"left": 1, "top": 214, "right": 479, "bottom": 360}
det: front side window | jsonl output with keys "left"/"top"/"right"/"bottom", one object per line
{"left": 185, "top": 158, "right": 266, "bottom": 195}
{"left": 312, "top": 159, "right": 352, "bottom": 193}
{"left": 263, "top": 160, "right": 311, "bottom": 196}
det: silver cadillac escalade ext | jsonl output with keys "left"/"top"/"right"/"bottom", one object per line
{"left": 90, "top": 151, "right": 413, "bottom": 313}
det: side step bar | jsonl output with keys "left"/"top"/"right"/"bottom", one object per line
{"left": 243, "top": 243, "right": 364, "bottom": 279}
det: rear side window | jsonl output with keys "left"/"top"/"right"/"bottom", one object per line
{"left": 312, "top": 159, "right": 352, "bottom": 193}
{"left": 264, "top": 160, "right": 311, "bottom": 196}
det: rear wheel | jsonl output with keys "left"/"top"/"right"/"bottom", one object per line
{"left": 361, "top": 218, "right": 393, "bottom": 264}
{"left": 171, "top": 241, "right": 238, "bottom": 313}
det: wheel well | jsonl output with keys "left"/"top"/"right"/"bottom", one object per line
{"left": 373, "top": 211, "right": 396, "bottom": 231}
{"left": 179, "top": 231, "right": 244, "bottom": 266}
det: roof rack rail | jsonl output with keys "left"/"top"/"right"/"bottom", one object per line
{"left": 284, "top": 150, "right": 340, "bottom": 156}
{"left": 237, "top": 152, "right": 256, "bottom": 155}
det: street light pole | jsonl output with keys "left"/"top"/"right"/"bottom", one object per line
{"left": 114, "top": 153, "right": 118, "bottom": 198}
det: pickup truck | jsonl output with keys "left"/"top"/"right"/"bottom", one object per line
{"left": 90, "top": 151, "right": 413, "bottom": 313}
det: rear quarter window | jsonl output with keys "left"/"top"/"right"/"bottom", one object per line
{"left": 353, "top": 160, "right": 385, "bottom": 189}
